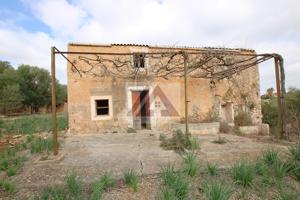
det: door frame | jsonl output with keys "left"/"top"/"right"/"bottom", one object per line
{"left": 127, "top": 85, "right": 153, "bottom": 129}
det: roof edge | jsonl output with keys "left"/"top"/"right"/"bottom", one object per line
{"left": 68, "top": 42, "right": 255, "bottom": 53}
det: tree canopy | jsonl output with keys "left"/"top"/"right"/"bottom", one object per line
{"left": 0, "top": 60, "right": 67, "bottom": 114}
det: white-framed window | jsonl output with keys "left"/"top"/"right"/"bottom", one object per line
{"left": 90, "top": 95, "right": 113, "bottom": 120}
{"left": 133, "top": 53, "right": 146, "bottom": 68}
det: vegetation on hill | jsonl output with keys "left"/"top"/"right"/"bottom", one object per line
{"left": 0, "top": 60, "right": 67, "bottom": 115}
{"left": 262, "top": 87, "right": 300, "bottom": 139}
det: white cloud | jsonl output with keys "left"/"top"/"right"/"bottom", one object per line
{"left": 0, "top": 0, "right": 299, "bottom": 92}
{"left": 0, "top": 26, "right": 66, "bottom": 83}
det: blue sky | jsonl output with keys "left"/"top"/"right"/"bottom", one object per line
{"left": 0, "top": 0, "right": 299, "bottom": 93}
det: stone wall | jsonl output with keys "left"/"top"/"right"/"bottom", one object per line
{"left": 67, "top": 43, "right": 261, "bottom": 134}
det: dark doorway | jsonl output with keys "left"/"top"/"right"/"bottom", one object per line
{"left": 131, "top": 90, "right": 150, "bottom": 129}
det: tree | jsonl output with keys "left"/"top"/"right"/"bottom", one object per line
{"left": 17, "top": 65, "right": 51, "bottom": 113}
{"left": 266, "top": 87, "right": 274, "bottom": 98}
{"left": 0, "top": 61, "right": 13, "bottom": 73}
{"left": 56, "top": 82, "right": 67, "bottom": 106}
{"left": 0, "top": 84, "right": 24, "bottom": 115}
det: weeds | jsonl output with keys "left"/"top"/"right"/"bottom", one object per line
{"left": 202, "top": 181, "right": 232, "bottom": 200}
{"left": 172, "top": 175, "right": 189, "bottom": 200}
{"left": 274, "top": 161, "right": 289, "bottom": 179}
{"left": 123, "top": 169, "right": 139, "bottom": 192}
{"left": 160, "top": 130, "right": 191, "bottom": 153}
{"left": 288, "top": 144, "right": 300, "bottom": 162}
{"left": 6, "top": 167, "right": 17, "bottom": 176}
{"left": 0, "top": 179, "right": 15, "bottom": 194}
{"left": 254, "top": 158, "right": 268, "bottom": 176}
{"left": 30, "top": 137, "right": 54, "bottom": 154}
{"left": 160, "top": 163, "right": 176, "bottom": 187}
{"left": 277, "top": 185, "right": 298, "bottom": 200}
{"left": 262, "top": 148, "right": 279, "bottom": 166}
{"left": 91, "top": 172, "right": 116, "bottom": 200}
{"left": 40, "top": 186, "right": 65, "bottom": 200}
{"left": 232, "top": 161, "right": 254, "bottom": 187}
{"left": 65, "top": 172, "right": 81, "bottom": 198}
{"left": 182, "top": 152, "right": 198, "bottom": 177}
{"left": 189, "top": 137, "right": 200, "bottom": 151}
{"left": 207, "top": 163, "right": 218, "bottom": 176}
{"left": 1, "top": 113, "right": 67, "bottom": 135}
{"left": 159, "top": 187, "right": 176, "bottom": 200}
{"left": 127, "top": 127, "right": 137, "bottom": 133}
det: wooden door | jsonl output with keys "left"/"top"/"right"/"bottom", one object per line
{"left": 132, "top": 91, "right": 141, "bottom": 129}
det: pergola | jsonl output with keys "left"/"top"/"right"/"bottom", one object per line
{"left": 50, "top": 46, "right": 286, "bottom": 155}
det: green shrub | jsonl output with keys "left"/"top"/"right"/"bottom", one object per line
{"left": 7, "top": 148, "right": 16, "bottom": 157}
{"left": 277, "top": 186, "right": 298, "bottom": 200}
{"left": 160, "top": 163, "right": 176, "bottom": 187}
{"left": 30, "top": 137, "right": 54, "bottom": 154}
{"left": 160, "top": 130, "right": 191, "bottom": 153}
{"left": 91, "top": 172, "right": 116, "bottom": 200}
{"left": 123, "top": 169, "right": 139, "bottom": 192}
{"left": 288, "top": 144, "right": 300, "bottom": 162}
{"left": 6, "top": 167, "right": 17, "bottom": 176}
{"left": 0, "top": 180, "right": 15, "bottom": 193}
{"left": 127, "top": 127, "right": 136, "bottom": 133}
{"left": 172, "top": 175, "right": 189, "bottom": 200}
{"left": 41, "top": 186, "right": 65, "bottom": 200}
{"left": 274, "top": 161, "right": 289, "bottom": 179}
{"left": 290, "top": 165, "right": 300, "bottom": 181}
{"left": 26, "top": 134, "right": 34, "bottom": 143}
{"left": 207, "top": 163, "right": 218, "bottom": 176}
{"left": 158, "top": 187, "right": 176, "bottom": 200}
{"left": 254, "top": 158, "right": 268, "bottom": 176}
{"left": 1, "top": 113, "right": 68, "bottom": 135}
{"left": 182, "top": 152, "right": 198, "bottom": 177}
{"left": 189, "top": 137, "right": 200, "bottom": 151}
{"left": 65, "top": 172, "right": 81, "bottom": 198}
{"left": 202, "top": 181, "right": 232, "bottom": 200}
{"left": 234, "top": 110, "right": 252, "bottom": 126}
{"left": 261, "top": 100, "right": 278, "bottom": 132}
{"left": 262, "top": 148, "right": 279, "bottom": 166}
{"left": 232, "top": 161, "right": 254, "bottom": 187}
{"left": 0, "top": 158, "right": 9, "bottom": 171}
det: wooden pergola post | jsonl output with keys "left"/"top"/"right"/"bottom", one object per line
{"left": 51, "top": 47, "right": 58, "bottom": 155}
{"left": 274, "top": 55, "right": 287, "bottom": 139}
{"left": 183, "top": 52, "right": 190, "bottom": 138}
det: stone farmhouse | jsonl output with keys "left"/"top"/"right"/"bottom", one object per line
{"left": 67, "top": 43, "right": 262, "bottom": 134}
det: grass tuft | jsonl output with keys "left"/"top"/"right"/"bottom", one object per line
{"left": 202, "top": 181, "right": 232, "bottom": 200}
{"left": 91, "top": 172, "right": 116, "bottom": 200}
{"left": 123, "top": 169, "right": 139, "bottom": 192}
{"left": 127, "top": 127, "right": 137, "bottom": 133}
{"left": 159, "top": 130, "right": 192, "bottom": 153}
{"left": 40, "top": 186, "right": 65, "bottom": 200}
{"left": 262, "top": 148, "right": 279, "bottom": 166}
{"left": 160, "top": 163, "right": 176, "bottom": 187}
{"left": 182, "top": 152, "right": 198, "bottom": 177}
{"left": 207, "top": 163, "right": 218, "bottom": 176}
{"left": 288, "top": 144, "right": 300, "bottom": 162}
{"left": 30, "top": 137, "right": 54, "bottom": 154}
{"left": 189, "top": 137, "right": 200, "bottom": 151}
{"left": 232, "top": 160, "right": 254, "bottom": 187}
{"left": 65, "top": 171, "right": 81, "bottom": 198}
{"left": 0, "top": 179, "right": 15, "bottom": 194}
{"left": 172, "top": 175, "right": 189, "bottom": 200}
{"left": 274, "top": 161, "right": 289, "bottom": 179}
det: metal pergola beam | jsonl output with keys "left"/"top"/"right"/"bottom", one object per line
{"left": 50, "top": 46, "right": 287, "bottom": 155}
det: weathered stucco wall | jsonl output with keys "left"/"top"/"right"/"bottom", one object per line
{"left": 67, "top": 43, "right": 261, "bottom": 134}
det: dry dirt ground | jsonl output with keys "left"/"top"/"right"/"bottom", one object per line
{"left": 3, "top": 132, "right": 292, "bottom": 199}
